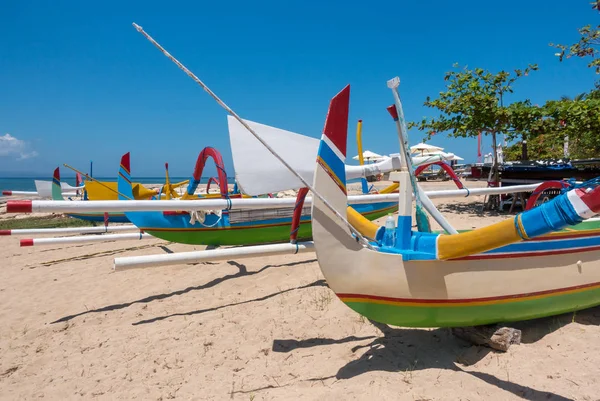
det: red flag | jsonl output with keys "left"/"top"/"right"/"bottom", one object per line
{"left": 477, "top": 131, "right": 482, "bottom": 162}
{"left": 104, "top": 212, "right": 109, "bottom": 227}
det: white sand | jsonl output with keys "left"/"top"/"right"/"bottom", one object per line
{"left": 1, "top": 180, "right": 599, "bottom": 400}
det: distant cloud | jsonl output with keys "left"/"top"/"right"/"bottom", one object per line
{"left": 17, "top": 150, "right": 39, "bottom": 160}
{"left": 0, "top": 133, "right": 38, "bottom": 161}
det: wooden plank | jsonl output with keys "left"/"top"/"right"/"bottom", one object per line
{"left": 452, "top": 325, "right": 522, "bottom": 352}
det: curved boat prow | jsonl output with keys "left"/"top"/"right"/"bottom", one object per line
{"left": 118, "top": 152, "right": 147, "bottom": 224}
{"left": 51, "top": 168, "right": 65, "bottom": 201}
{"left": 117, "top": 153, "right": 134, "bottom": 200}
{"left": 311, "top": 85, "right": 370, "bottom": 252}
{"left": 183, "top": 147, "right": 228, "bottom": 199}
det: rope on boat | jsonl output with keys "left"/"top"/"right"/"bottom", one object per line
{"left": 132, "top": 23, "right": 374, "bottom": 250}
{"left": 63, "top": 163, "right": 133, "bottom": 200}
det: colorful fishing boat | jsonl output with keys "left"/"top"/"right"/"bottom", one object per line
{"left": 117, "top": 147, "right": 398, "bottom": 246}
{"left": 310, "top": 83, "right": 600, "bottom": 328}
{"left": 51, "top": 168, "right": 131, "bottom": 223}
{"left": 51, "top": 160, "right": 194, "bottom": 223}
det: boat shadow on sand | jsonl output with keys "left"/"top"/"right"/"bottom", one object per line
{"left": 51, "top": 258, "right": 319, "bottom": 325}
{"left": 436, "top": 200, "right": 508, "bottom": 217}
{"left": 272, "top": 306, "right": 600, "bottom": 401}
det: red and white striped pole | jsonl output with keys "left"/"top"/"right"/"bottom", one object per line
{"left": 20, "top": 232, "right": 153, "bottom": 247}
{"left": 0, "top": 225, "right": 138, "bottom": 236}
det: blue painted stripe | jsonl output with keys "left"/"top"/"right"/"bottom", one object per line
{"left": 186, "top": 178, "right": 201, "bottom": 196}
{"left": 318, "top": 141, "right": 346, "bottom": 187}
{"left": 482, "top": 234, "right": 600, "bottom": 254}
{"left": 520, "top": 192, "right": 582, "bottom": 238}
{"left": 126, "top": 201, "right": 396, "bottom": 231}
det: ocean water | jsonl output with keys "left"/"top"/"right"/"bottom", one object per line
{"left": 0, "top": 177, "right": 234, "bottom": 192}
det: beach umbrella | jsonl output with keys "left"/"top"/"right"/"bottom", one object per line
{"left": 410, "top": 143, "right": 444, "bottom": 155}
{"left": 428, "top": 151, "right": 464, "bottom": 161}
{"left": 352, "top": 150, "right": 385, "bottom": 162}
{"left": 419, "top": 150, "right": 464, "bottom": 162}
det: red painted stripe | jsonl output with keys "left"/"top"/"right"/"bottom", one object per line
{"left": 118, "top": 171, "right": 131, "bottom": 184}
{"left": 454, "top": 244, "right": 600, "bottom": 260}
{"left": 317, "top": 158, "right": 347, "bottom": 195}
{"left": 53, "top": 167, "right": 60, "bottom": 181}
{"left": 578, "top": 187, "right": 600, "bottom": 213}
{"left": 120, "top": 152, "right": 131, "bottom": 174}
{"left": 20, "top": 239, "right": 34, "bottom": 247}
{"left": 528, "top": 230, "right": 600, "bottom": 241}
{"left": 0, "top": 230, "right": 11, "bottom": 236}
{"left": 386, "top": 104, "right": 399, "bottom": 120}
{"left": 7, "top": 200, "right": 32, "bottom": 213}
{"left": 338, "top": 280, "right": 600, "bottom": 305}
{"left": 163, "top": 211, "right": 189, "bottom": 216}
{"left": 322, "top": 85, "right": 350, "bottom": 157}
{"left": 2, "top": 191, "right": 12, "bottom": 196}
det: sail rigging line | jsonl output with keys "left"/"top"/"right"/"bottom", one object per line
{"left": 132, "top": 22, "right": 374, "bottom": 249}
{"left": 63, "top": 163, "right": 133, "bottom": 201}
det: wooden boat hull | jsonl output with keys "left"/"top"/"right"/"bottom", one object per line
{"left": 117, "top": 151, "right": 397, "bottom": 246}
{"left": 340, "top": 220, "right": 600, "bottom": 327}
{"left": 50, "top": 169, "right": 131, "bottom": 223}
{"left": 127, "top": 201, "right": 396, "bottom": 246}
{"left": 310, "top": 84, "right": 600, "bottom": 328}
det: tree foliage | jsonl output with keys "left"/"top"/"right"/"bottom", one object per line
{"left": 408, "top": 64, "right": 542, "bottom": 183}
{"left": 550, "top": 1, "right": 600, "bottom": 73}
{"left": 503, "top": 90, "right": 600, "bottom": 160}
{"left": 411, "top": 3, "right": 600, "bottom": 168}
{"left": 409, "top": 64, "right": 539, "bottom": 142}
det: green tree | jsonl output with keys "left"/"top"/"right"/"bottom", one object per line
{"left": 409, "top": 63, "right": 539, "bottom": 184}
{"left": 543, "top": 94, "right": 600, "bottom": 159}
{"left": 503, "top": 135, "right": 565, "bottom": 161}
{"left": 551, "top": 1, "right": 600, "bottom": 73}
{"left": 504, "top": 91, "right": 600, "bottom": 160}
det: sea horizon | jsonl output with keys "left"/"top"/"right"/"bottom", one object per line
{"left": 0, "top": 176, "right": 236, "bottom": 192}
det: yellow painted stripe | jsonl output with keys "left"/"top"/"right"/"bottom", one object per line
{"left": 347, "top": 206, "right": 380, "bottom": 239}
{"left": 437, "top": 218, "right": 522, "bottom": 260}
{"left": 317, "top": 156, "right": 346, "bottom": 193}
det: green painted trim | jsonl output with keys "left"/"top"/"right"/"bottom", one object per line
{"left": 144, "top": 206, "right": 393, "bottom": 246}
{"left": 342, "top": 286, "right": 600, "bottom": 327}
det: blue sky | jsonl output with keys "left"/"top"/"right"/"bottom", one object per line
{"left": 0, "top": 0, "right": 597, "bottom": 178}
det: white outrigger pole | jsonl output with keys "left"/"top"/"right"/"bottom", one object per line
{"left": 114, "top": 242, "right": 315, "bottom": 270}
{"left": 20, "top": 232, "right": 153, "bottom": 247}
{"left": 1, "top": 224, "right": 138, "bottom": 236}
{"left": 6, "top": 183, "right": 544, "bottom": 215}
{"left": 387, "top": 77, "right": 458, "bottom": 235}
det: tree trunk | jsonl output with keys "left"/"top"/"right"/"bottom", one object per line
{"left": 483, "top": 131, "right": 501, "bottom": 211}
{"left": 491, "top": 131, "right": 499, "bottom": 184}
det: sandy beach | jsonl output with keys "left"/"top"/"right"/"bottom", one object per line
{"left": 1, "top": 180, "right": 599, "bottom": 400}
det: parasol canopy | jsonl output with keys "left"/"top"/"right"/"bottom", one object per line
{"left": 410, "top": 143, "right": 444, "bottom": 155}
{"left": 352, "top": 150, "right": 386, "bottom": 162}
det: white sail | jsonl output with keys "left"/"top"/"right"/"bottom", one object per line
{"left": 227, "top": 116, "right": 454, "bottom": 196}
{"left": 34, "top": 180, "right": 84, "bottom": 198}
